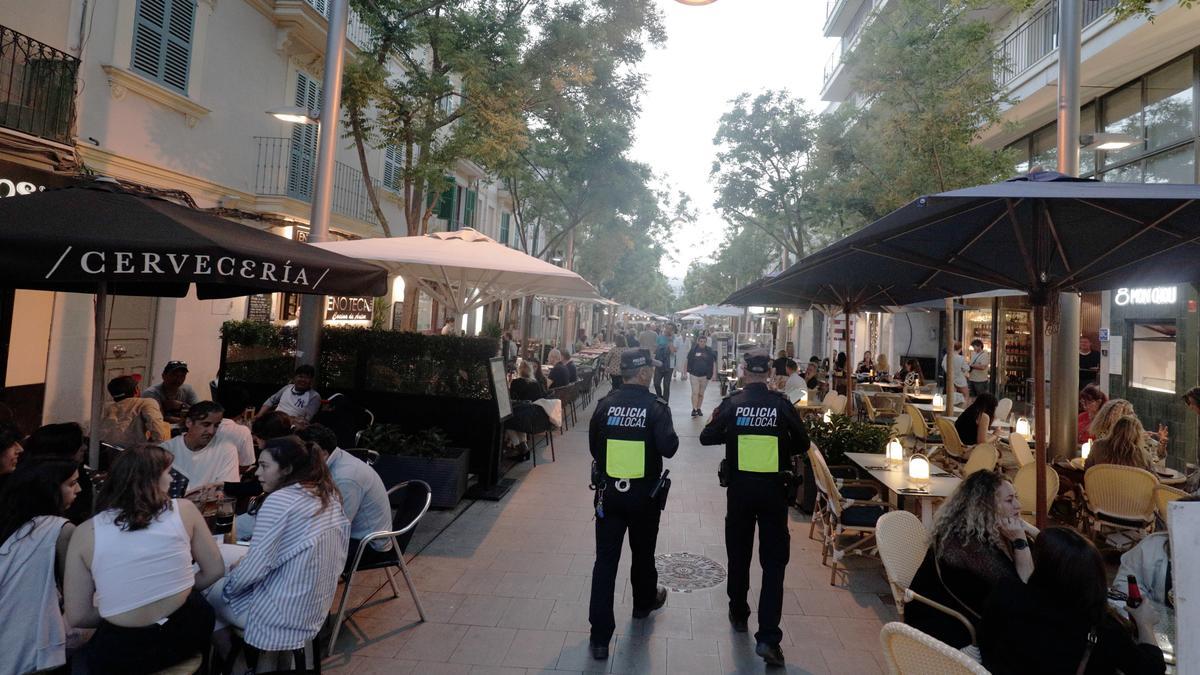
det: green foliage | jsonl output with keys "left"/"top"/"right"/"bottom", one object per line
{"left": 677, "top": 225, "right": 777, "bottom": 309}
{"left": 221, "top": 321, "right": 499, "bottom": 398}
{"left": 803, "top": 414, "right": 889, "bottom": 466}
{"left": 1109, "top": 0, "right": 1196, "bottom": 20}
{"left": 358, "top": 424, "right": 460, "bottom": 459}
{"left": 480, "top": 320, "right": 503, "bottom": 338}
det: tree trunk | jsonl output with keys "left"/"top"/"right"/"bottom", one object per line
{"left": 350, "top": 107, "right": 393, "bottom": 237}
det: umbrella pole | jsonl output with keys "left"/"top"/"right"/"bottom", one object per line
{"left": 844, "top": 307, "right": 854, "bottom": 415}
{"left": 89, "top": 282, "right": 108, "bottom": 473}
{"left": 1033, "top": 304, "right": 1048, "bottom": 530}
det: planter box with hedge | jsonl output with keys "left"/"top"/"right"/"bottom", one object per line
{"left": 796, "top": 414, "right": 890, "bottom": 513}
{"left": 359, "top": 425, "right": 468, "bottom": 508}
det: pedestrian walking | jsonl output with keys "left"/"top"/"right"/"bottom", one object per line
{"left": 699, "top": 349, "right": 808, "bottom": 667}
{"left": 686, "top": 335, "right": 718, "bottom": 417}
{"left": 653, "top": 325, "right": 676, "bottom": 402}
{"left": 674, "top": 330, "right": 689, "bottom": 382}
{"left": 587, "top": 349, "right": 679, "bottom": 660}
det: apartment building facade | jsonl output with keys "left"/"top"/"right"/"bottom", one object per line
{"left": 0, "top": 0, "right": 520, "bottom": 428}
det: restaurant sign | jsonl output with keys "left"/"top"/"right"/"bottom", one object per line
{"left": 1113, "top": 286, "right": 1177, "bottom": 306}
{"left": 325, "top": 295, "right": 373, "bottom": 323}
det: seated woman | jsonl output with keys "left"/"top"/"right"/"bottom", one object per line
{"left": 954, "top": 393, "right": 1000, "bottom": 446}
{"left": 981, "top": 526, "right": 1164, "bottom": 675}
{"left": 898, "top": 359, "right": 924, "bottom": 389}
{"left": 906, "top": 470, "right": 1033, "bottom": 648}
{"left": 0, "top": 422, "right": 22, "bottom": 494}
{"left": 0, "top": 460, "right": 81, "bottom": 675}
{"left": 208, "top": 436, "right": 348, "bottom": 654}
{"left": 1078, "top": 384, "right": 1109, "bottom": 443}
{"left": 875, "top": 354, "right": 890, "bottom": 378}
{"left": 1090, "top": 399, "right": 1166, "bottom": 460}
{"left": 510, "top": 360, "right": 547, "bottom": 402}
{"left": 64, "top": 446, "right": 224, "bottom": 674}
{"left": 856, "top": 350, "right": 875, "bottom": 374}
{"left": 803, "top": 362, "right": 821, "bottom": 390}
{"left": 1085, "top": 415, "right": 1154, "bottom": 472}
{"left": 24, "top": 423, "right": 93, "bottom": 524}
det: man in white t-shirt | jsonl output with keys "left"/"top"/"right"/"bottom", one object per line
{"left": 161, "top": 401, "right": 239, "bottom": 491}
{"left": 941, "top": 342, "right": 969, "bottom": 401}
{"left": 967, "top": 338, "right": 990, "bottom": 399}
{"left": 258, "top": 365, "right": 322, "bottom": 422}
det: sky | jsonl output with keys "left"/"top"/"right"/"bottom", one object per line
{"left": 630, "top": 0, "right": 834, "bottom": 287}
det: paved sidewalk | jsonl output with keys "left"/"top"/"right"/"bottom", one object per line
{"left": 325, "top": 378, "right": 898, "bottom": 674}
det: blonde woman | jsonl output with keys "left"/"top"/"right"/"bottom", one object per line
{"left": 1085, "top": 415, "right": 1155, "bottom": 472}
{"left": 904, "top": 471, "right": 1034, "bottom": 649}
{"left": 1090, "top": 399, "right": 1167, "bottom": 461}
{"left": 875, "top": 353, "right": 890, "bottom": 377}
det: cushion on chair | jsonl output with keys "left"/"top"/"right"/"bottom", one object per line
{"left": 840, "top": 504, "right": 887, "bottom": 527}
{"left": 840, "top": 485, "right": 878, "bottom": 500}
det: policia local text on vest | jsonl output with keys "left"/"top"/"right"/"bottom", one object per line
{"left": 587, "top": 348, "right": 679, "bottom": 660}
{"left": 700, "top": 348, "right": 808, "bottom": 668}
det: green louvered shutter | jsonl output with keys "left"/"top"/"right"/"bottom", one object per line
{"left": 463, "top": 189, "right": 476, "bottom": 229}
{"left": 287, "top": 72, "right": 321, "bottom": 201}
{"left": 499, "top": 213, "right": 510, "bottom": 246}
{"left": 131, "top": 0, "right": 196, "bottom": 93}
{"left": 383, "top": 146, "right": 402, "bottom": 191}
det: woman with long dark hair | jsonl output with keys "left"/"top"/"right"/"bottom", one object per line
{"left": 0, "top": 460, "right": 81, "bottom": 674}
{"left": 25, "top": 422, "right": 93, "bottom": 524}
{"left": 208, "top": 436, "right": 348, "bottom": 654}
{"left": 64, "top": 446, "right": 224, "bottom": 674}
{"left": 981, "top": 527, "right": 1164, "bottom": 674}
{"left": 0, "top": 422, "right": 23, "bottom": 493}
{"left": 954, "top": 392, "right": 1000, "bottom": 446}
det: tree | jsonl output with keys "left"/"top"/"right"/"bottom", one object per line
{"left": 677, "top": 225, "right": 776, "bottom": 310}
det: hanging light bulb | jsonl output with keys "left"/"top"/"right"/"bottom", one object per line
{"left": 909, "top": 453, "right": 930, "bottom": 483}
{"left": 1081, "top": 440, "right": 1092, "bottom": 461}
{"left": 1016, "top": 417, "right": 1031, "bottom": 437}
{"left": 886, "top": 438, "right": 904, "bottom": 463}
{"left": 932, "top": 393, "right": 944, "bottom": 410}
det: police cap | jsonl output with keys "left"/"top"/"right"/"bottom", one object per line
{"left": 743, "top": 348, "right": 772, "bottom": 374}
{"left": 621, "top": 348, "right": 661, "bottom": 370}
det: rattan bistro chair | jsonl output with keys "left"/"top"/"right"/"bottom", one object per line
{"left": 934, "top": 417, "right": 971, "bottom": 464}
{"left": 1007, "top": 432, "right": 1034, "bottom": 468}
{"left": 1154, "top": 484, "right": 1187, "bottom": 527}
{"left": 879, "top": 623, "right": 990, "bottom": 675}
{"left": 1013, "top": 463, "right": 1059, "bottom": 526}
{"left": 876, "top": 511, "right": 977, "bottom": 643}
{"left": 961, "top": 443, "right": 999, "bottom": 477}
{"left": 904, "top": 403, "right": 941, "bottom": 449}
{"left": 1082, "top": 464, "right": 1158, "bottom": 545}
{"left": 328, "top": 480, "right": 432, "bottom": 650}
{"left": 809, "top": 445, "right": 893, "bottom": 586}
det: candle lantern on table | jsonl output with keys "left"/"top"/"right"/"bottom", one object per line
{"left": 932, "top": 393, "right": 944, "bottom": 410}
{"left": 909, "top": 453, "right": 930, "bottom": 484}
{"left": 886, "top": 437, "right": 904, "bottom": 464}
{"left": 1015, "top": 417, "right": 1031, "bottom": 437}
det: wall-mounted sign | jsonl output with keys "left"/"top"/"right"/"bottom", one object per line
{"left": 1114, "top": 287, "right": 1177, "bottom": 306}
{"left": 0, "top": 159, "right": 78, "bottom": 198}
{"left": 1098, "top": 327, "right": 1109, "bottom": 343}
{"left": 246, "top": 294, "right": 272, "bottom": 323}
{"left": 325, "top": 295, "right": 372, "bottom": 323}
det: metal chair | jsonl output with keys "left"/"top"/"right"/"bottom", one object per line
{"left": 1082, "top": 464, "right": 1158, "bottom": 546}
{"left": 962, "top": 443, "right": 999, "bottom": 476}
{"left": 1013, "top": 462, "right": 1059, "bottom": 526}
{"left": 875, "top": 511, "right": 977, "bottom": 643}
{"left": 329, "top": 480, "right": 432, "bottom": 650}
{"left": 879, "top": 622, "right": 989, "bottom": 675}
{"left": 808, "top": 444, "right": 893, "bottom": 585}
{"left": 344, "top": 448, "right": 380, "bottom": 465}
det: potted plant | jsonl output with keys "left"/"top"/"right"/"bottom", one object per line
{"left": 796, "top": 414, "right": 890, "bottom": 513}
{"left": 360, "top": 424, "right": 470, "bottom": 508}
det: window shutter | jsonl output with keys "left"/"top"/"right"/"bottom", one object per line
{"left": 383, "top": 146, "right": 402, "bottom": 191}
{"left": 287, "top": 72, "right": 321, "bottom": 200}
{"left": 463, "top": 189, "right": 477, "bottom": 229}
{"left": 131, "top": 0, "right": 195, "bottom": 93}
{"left": 435, "top": 179, "right": 455, "bottom": 221}
{"left": 499, "top": 213, "right": 510, "bottom": 246}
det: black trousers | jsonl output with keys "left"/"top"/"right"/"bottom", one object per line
{"left": 589, "top": 481, "right": 661, "bottom": 643}
{"left": 84, "top": 590, "right": 215, "bottom": 674}
{"left": 653, "top": 368, "right": 672, "bottom": 401}
{"left": 726, "top": 474, "right": 790, "bottom": 646}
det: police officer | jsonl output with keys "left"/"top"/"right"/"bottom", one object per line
{"left": 700, "top": 348, "right": 808, "bottom": 667}
{"left": 588, "top": 348, "right": 679, "bottom": 660}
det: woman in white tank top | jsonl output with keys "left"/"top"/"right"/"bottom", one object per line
{"left": 64, "top": 445, "right": 224, "bottom": 674}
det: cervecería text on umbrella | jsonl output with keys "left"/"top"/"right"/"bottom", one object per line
{"left": 46, "top": 246, "right": 330, "bottom": 288}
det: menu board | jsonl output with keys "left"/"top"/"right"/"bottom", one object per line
{"left": 246, "top": 294, "right": 272, "bottom": 322}
{"left": 489, "top": 356, "right": 511, "bottom": 419}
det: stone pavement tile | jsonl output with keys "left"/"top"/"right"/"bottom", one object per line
{"left": 819, "top": 646, "right": 884, "bottom": 675}
{"left": 349, "top": 656, "right": 421, "bottom": 674}
{"left": 779, "top": 645, "right": 834, "bottom": 675}
{"left": 498, "top": 597, "right": 555, "bottom": 630}
{"left": 409, "top": 663, "right": 473, "bottom": 675}
{"left": 839, "top": 592, "right": 896, "bottom": 622}
{"left": 331, "top": 615, "right": 416, "bottom": 659}
{"left": 452, "top": 568, "right": 509, "bottom": 595}
{"left": 827, "top": 617, "right": 887, "bottom": 651}
{"left": 450, "top": 594, "right": 514, "bottom": 627}
{"left": 469, "top": 667, "right": 526, "bottom": 675}
{"left": 611, "top": 635, "right": 667, "bottom": 675}
{"left": 567, "top": 553, "right": 598, "bottom": 577}
{"left": 664, "top": 589, "right": 713, "bottom": 610}
{"left": 403, "top": 591, "right": 468, "bottom": 623}
{"left": 495, "top": 572, "right": 547, "bottom": 598}
{"left": 665, "top": 637, "right": 722, "bottom": 674}
{"left": 527, "top": 670, "right": 582, "bottom": 675}
{"left": 536, "top": 574, "right": 588, "bottom": 602}
{"left": 639, "top": 606, "right": 693, "bottom": 640}
{"left": 546, "top": 600, "right": 592, "bottom": 634}
{"left": 793, "top": 588, "right": 850, "bottom": 618}
{"left": 449, "top": 626, "right": 518, "bottom": 666}
{"left": 782, "top": 615, "right": 842, "bottom": 652}
{"left": 555, "top": 631, "right": 612, "bottom": 673}
{"left": 502, "top": 629, "right": 569, "bottom": 669}
{"left": 409, "top": 562, "right": 468, "bottom": 592}
{"left": 779, "top": 588, "right": 804, "bottom": 615}
{"left": 394, "top": 622, "right": 469, "bottom": 662}
{"left": 491, "top": 550, "right": 575, "bottom": 576}
{"left": 688, "top": 608, "right": 744, "bottom": 642}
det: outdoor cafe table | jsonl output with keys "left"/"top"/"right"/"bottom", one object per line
{"left": 844, "top": 452, "right": 961, "bottom": 527}
{"left": 906, "top": 392, "right": 936, "bottom": 403}
{"left": 911, "top": 403, "right": 963, "bottom": 417}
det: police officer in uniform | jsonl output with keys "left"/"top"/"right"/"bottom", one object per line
{"left": 700, "top": 348, "right": 808, "bottom": 667}
{"left": 588, "top": 348, "right": 679, "bottom": 660}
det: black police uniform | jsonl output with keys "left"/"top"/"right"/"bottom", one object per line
{"left": 699, "top": 379, "right": 808, "bottom": 647}
{"left": 587, "top": 356, "right": 679, "bottom": 647}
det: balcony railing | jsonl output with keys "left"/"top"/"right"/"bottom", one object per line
{"left": 0, "top": 24, "right": 79, "bottom": 145}
{"left": 994, "top": 0, "right": 1119, "bottom": 87}
{"left": 254, "top": 136, "right": 381, "bottom": 227}
{"left": 300, "top": 0, "right": 374, "bottom": 49}
{"left": 822, "top": 0, "right": 875, "bottom": 87}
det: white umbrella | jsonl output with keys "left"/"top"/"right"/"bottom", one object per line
{"left": 679, "top": 314, "right": 703, "bottom": 322}
{"left": 676, "top": 303, "right": 745, "bottom": 317}
{"left": 314, "top": 228, "right": 603, "bottom": 316}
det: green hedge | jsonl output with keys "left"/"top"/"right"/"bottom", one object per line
{"left": 803, "top": 414, "right": 890, "bottom": 466}
{"left": 220, "top": 321, "right": 500, "bottom": 399}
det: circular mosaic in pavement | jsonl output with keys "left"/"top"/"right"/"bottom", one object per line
{"left": 654, "top": 552, "right": 727, "bottom": 592}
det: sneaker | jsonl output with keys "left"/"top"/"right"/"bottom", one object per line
{"left": 729, "top": 611, "right": 748, "bottom": 633}
{"left": 755, "top": 642, "right": 785, "bottom": 667}
{"left": 590, "top": 640, "right": 609, "bottom": 660}
{"left": 632, "top": 587, "right": 668, "bottom": 618}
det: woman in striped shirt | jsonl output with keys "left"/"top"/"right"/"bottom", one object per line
{"left": 208, "top": 436, "right": 349, "bottom": 655}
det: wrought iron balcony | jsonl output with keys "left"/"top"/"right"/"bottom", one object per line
{"left": 0, "top": 24, "right": 79, "bottom": 145}
{"left": 254, "top": 136, "right": 382, "bottom": 227}
{"left": 994, "top": 0, "right": 1119, "bottom": 88}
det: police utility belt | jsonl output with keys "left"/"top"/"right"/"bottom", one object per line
{"left": 717, "top": 432, "right": 794, "bottom": 488}
{"left": 590, "top": 434, "right": 671, "bottom": 519}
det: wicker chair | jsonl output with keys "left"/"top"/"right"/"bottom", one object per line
{"left": 1154, "top": 484, "right": 1187, "bottom": 525}
{"left": 879, "top": 622, "right": 989, "bottom": 675}
{"left": 1013, "top": 462, "right": 1059, "bottom": 526}
{"left": 1007, "top": 432, "right": 1034, "bottom": 467}
{"left": 904, "top": 403, "right": 942, "bottom": 449}
{"left": 809, "top": 444, "right": 893, "bottom": 586}
{"left": 807, "top": 444, "right": 881, "bottom": 541}
{"left": 891, "top": 413, "right": 913, "bottom": 441}
{"left": 1082, "top": 464, "right": 1158, "bottom": 545}
{"left": 933, "top": 417, "right": 971, "bottom": 464}
{"left": 994, "top": 397, "right": 1013, "bottom": 423}
{"left": 961, "top": 443, "right": 999, "bottom": 477}
{"left": 862, "top": 395, "right": 896, "bottom": 425}
{"left": 875, "top": 511, "right": 976, "bottom": 643}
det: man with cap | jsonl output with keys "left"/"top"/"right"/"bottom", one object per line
{"left": 700, "top": 348, "right": 809, "bottom": 667}
{"left": 142, "top": 360, "right": 200, "bottom": 425}
{"left": 587, "top": 348, "right": 679, "bottom": 660}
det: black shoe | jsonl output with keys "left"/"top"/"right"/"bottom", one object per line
{"left": 729, "top": 611, "right": 748, "bottom": 633}
{"left": 755, "top": 642, "right": 785, "bottom": 667}
{"left": 590, "top": 640, "right": 609, "bottom": 660}
{"left": 632, "top": 587, "right": 668, "bottom": 618}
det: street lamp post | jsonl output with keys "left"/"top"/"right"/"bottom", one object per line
{"left": 294, "top": 0, "right": 350, "bottom": 367}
